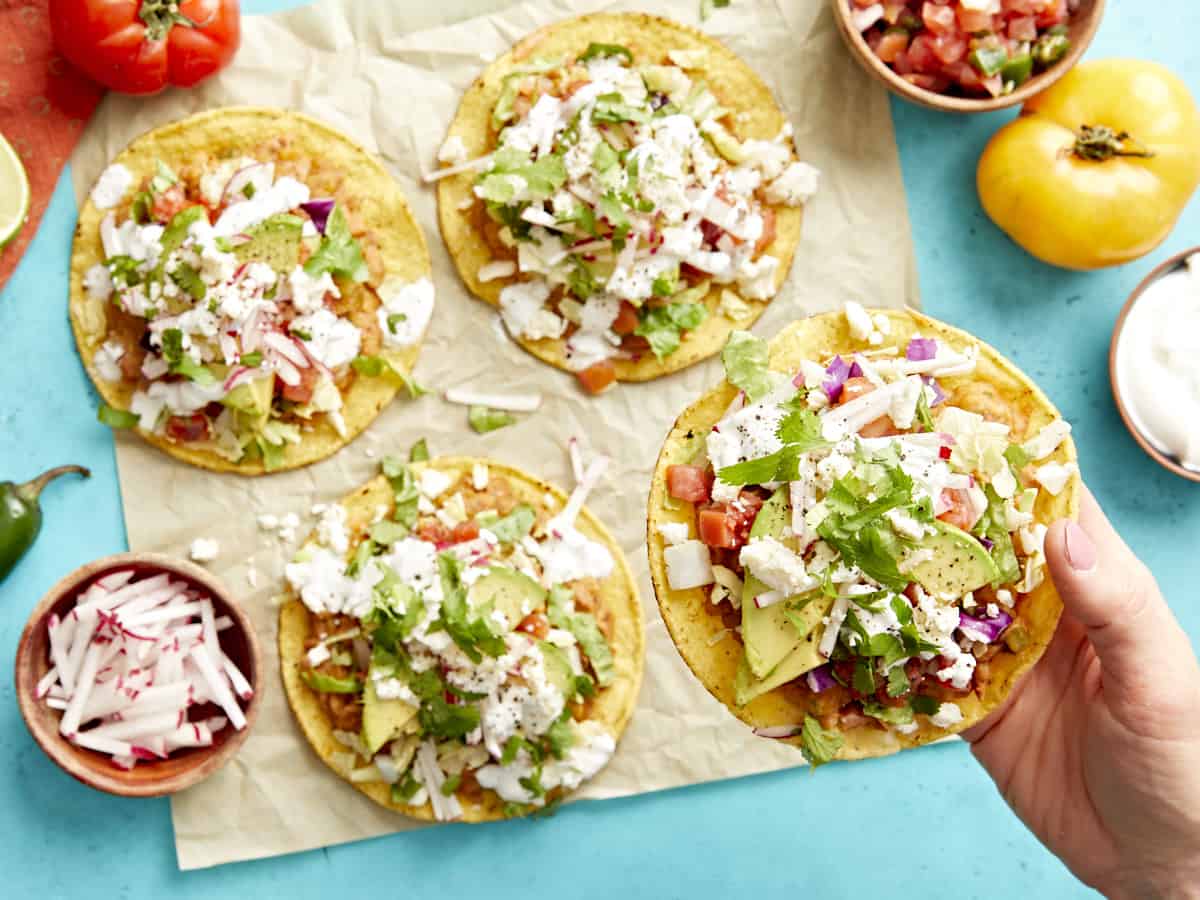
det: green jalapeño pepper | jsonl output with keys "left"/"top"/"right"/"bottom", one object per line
{"left": 0, "top": 465, "right": 90, "bottom": 583}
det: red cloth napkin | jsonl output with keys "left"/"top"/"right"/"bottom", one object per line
{"left": 0, "top": 0, "right": 104, "bottom": 291}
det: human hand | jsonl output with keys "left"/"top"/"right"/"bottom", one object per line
{"left": 964, "top": 486, "right": 1200, "bottom": 899}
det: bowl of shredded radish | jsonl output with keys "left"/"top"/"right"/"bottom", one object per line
{"left": 14, "top": 552, "right": 262, "bottom": 797}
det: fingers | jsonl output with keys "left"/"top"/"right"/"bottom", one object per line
{"left": 1044, "top": 485, "right": 1193, "bottom": 702}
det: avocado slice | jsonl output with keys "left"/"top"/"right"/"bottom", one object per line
{"left": 361, "top": 671, "right": 418, "bottom": 755}
{"left": 233, "top": 213, "right": 303, "bottom": 272}
{"left": 221, "top": 373, "right": 275, "bottom": 418}
{"left": 538, "top": 641, "right": 575, "bottom": 695}
{"left": 734, "top": 594, "right": 833, "bottom": 706}
{"left": 468, "top": 567, "right": 546, "bottom": 631}
{"left": 741, "top": 488, "right": 812, "bottom": 679}
{"left": 908, "top": 520, "right": 1000, "bottom": 597}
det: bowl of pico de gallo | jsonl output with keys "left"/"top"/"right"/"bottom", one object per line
{"left": 832, "top": 0, "right": 1105, "bottom": 113}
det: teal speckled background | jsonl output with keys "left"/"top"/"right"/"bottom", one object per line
{"left": 2, "top": 2, "right": 1197, "bottom": 897}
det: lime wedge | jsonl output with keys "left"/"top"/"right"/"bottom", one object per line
{"left": 0, "top": 132, "right": 30, "bottom": 249}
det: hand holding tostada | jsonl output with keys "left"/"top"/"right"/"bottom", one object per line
{"left": 10, "top": 2, "right": 1200, "bottom": 892}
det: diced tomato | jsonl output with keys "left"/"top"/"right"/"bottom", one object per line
{"left": 450, "top": 520, "right": 480, "bottom": 544}
{"left": 850, "top": 0, "right": 878, "bottom": 7}
{"left": 517, "top": 611, "right": 549, "bottom": 639}
{"left": 279, "top": 363, "right": 319, "bottom": 404}
{"left": 151, "top": 185, "right": 202, "bottom": 224}
{"left": 905, "top": 73, "right": 953, "bottom": 93}
{"left": 415, "top": 519, "right": 452, "bottom": 545}
{"left": 930, "top": 31, "right": 969, "bottom": 65}
{"left": 905, "top": 34, "right": 940, "bottom": 72}
{"left": 892, "top": 49, "right": 914, "bottom": 76}
{"left": 921, "top": 2, "right": 958, "bottom": 35}
{"left": 937, "top": 488, "right": 978, "bottom": 531}
{"left": 1034, "top": 0, "right": 1067, "bottom": 28}
{"left": 754, "top": 206, "right": 777, "bottom": 255}
{"left": 697, "top": 492, "right": 764, "bottom": 550}
{"left": 611, "top": 301, "right": 639, "bottom": 336}
{"left": 576, "top": 360, "right": 616, "bottom": 395}
{"left": 1008, "top": 15, "right": 1039, "bottom": 41}
{"left": 956, "top": 7, "right": 995, "bottom": 32}
{"left": 698, "top": 506, "right": 737, "bottom": 549}
{"left": 165, "top": 413, "right": 211, "bottom": 443}
{"left": 875, "top": 29, "right": 910, "bottom": 64}
{"left": 838, "top": 376, "right": 876, "bottom": 406}
{"left": 945, "top": 60, "right": 985, "bottom": 93}
{"left": 667, "top": 464, "right": 712, "bottom": 504}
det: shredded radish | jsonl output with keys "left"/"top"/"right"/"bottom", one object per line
{"left": 39, "top": 569, "right": 250, "bottom": 770}
{"left": 555, "top": 454, "right": 609, "bottom": 531}
{"left": 443, "top": 386, "right": 542, "bottom": 412}
{"left": 567, "top": 437, "right": 585, "bottom": 485}
{"left": 420, "top": 153, "right": 494, "bottom": 183}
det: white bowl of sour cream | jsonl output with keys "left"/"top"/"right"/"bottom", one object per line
{"left": 1111, "top": 247, "right": 1200, "bottom": 483}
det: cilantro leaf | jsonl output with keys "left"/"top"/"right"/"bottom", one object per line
{"left": 438, "top": 553, "right": 506, "bottom": 663}
{"left": 169, "top": 262, "right": 206, "bottom": 301}
{"left": 303, "top": 205, "right": 369, "bottom": 282}
{"left": 159, "top": 328, "right": 216, "bottom": 385}
{"left": 911, "top": 694, "right": 940, "bottom": 716}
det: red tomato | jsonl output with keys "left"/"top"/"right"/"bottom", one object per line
{"left": 151, "top": 185, "right": 203, "bottom": 224}
{"left": 611, "top": 302, "right": 639, "bottom": 336}
{"left": 1033, "top": 0, "right": 1068, "bottom": 27}
{"left": 875, "top": 29, "right": 910, "bottom": 64}
{"left": 906, "top": 34, "right": 940, "bottom": 72}
{"left": 279, "top": 363, "right": 319, "bottom": 404}
{"left": 666, "top": 465, "right": 712, "bottom": 504}
{"left": 956, "top": 7, "right": 994, "bottom": 32}
{"left": 50, "top": 0, "right": 241, "bottom": 96}
{"left": 165, "top": 413, "right": 210, "bottom": 443}
{"left": 450, "top": 520, "right": 480, "bottom": 544}
{"left": 416, "top": 519, "right": 452, "bottom": 545}
{"left": 576, "top": 359, "right": 616, "bottom": 395}
{"left": 1008, "top": 15, "right": 1039, "bottom": 41}
{"left": 697, "top": 493, "right": 764, "bottom": 550}
{"left": 921, "top": 2, "right": 958, "bottom": 35}
{"left": 930, "top": 32, "right": 969, "bottom": 65}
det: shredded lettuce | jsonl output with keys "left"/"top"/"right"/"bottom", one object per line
{"left": 578, "top": 42, "right": 633, "bottom": 64}
{"left": 721, "top": 330, "right": 773, "bottom": 402}
{"left": 97, "top": 403, "right": 139, "bottom": 430}
{"left": 634, "top": 301, "right": 707, "bottom": 360}
{"left": 469, "top": 404, "right": 517, "bottom": 433}
{"left": 799, "top": 715, "right": 842, "bottom": 768}
{"left": 481, "top": 505, "right": 535, "bottom": 544}
{"left": 409, "top": 438, "right": 430, "bottom": 462}
{"left": 382, "top": 456, "right": 420, "bottom": 531}
{"left": 547, "top": 585, "right": 615, "bottom": 686}
{"left": 351, "top": 354, "right": 427, "bottom": 398}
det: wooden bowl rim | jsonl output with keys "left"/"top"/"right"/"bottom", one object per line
{"left": 1108, "top": 246, "right": 1200, "bottom": 484}
{"left": 830, "top": 0, "right": 1106, "bottom": 113}
{"left": 14, "top": 551, "right": 264, "bottom": 797}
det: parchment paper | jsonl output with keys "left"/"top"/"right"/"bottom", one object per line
{"left": 70, "top": 0, "right": 919, "bottom": 870}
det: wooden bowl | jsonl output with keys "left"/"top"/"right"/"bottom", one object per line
{"left": 831, "top": 0, "right": 1105, "bottom": 113}
{"left": 1109, "top": 246, "right": 1200, "bottom": 484}
{"left": 14, "top": 552, "right": 263, "bottom": 797}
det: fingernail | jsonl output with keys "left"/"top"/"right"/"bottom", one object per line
{"left": 1064, "top": 521, "right": 1096, "bottom": 572}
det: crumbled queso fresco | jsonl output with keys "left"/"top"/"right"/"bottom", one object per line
{"left": 437, "top": 42, "right": 819, "bottom": 379}
{"left": 285, "top": 457, "right": 622, "bottom": 818}
{"left": 661, "top": 303, "right": 1076, "bottom": 759}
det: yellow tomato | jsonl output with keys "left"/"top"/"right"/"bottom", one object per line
{"left": 977, "top": 60, "right": 1200, "bottom": 270}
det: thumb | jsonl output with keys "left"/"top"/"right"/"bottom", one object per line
{"left": 1044, "top": 486, "right": 1196, "bottom": 715}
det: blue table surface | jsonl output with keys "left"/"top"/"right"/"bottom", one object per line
{"left": 3, "top": 3, "right": 1198, "bottom": 897}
